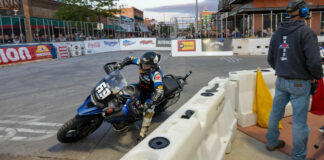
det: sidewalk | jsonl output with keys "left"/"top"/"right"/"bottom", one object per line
{"left": 226, "top": 131, "right": 291, "bottom": 160}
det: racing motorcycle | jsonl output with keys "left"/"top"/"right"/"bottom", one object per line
{"left": 57, "top": 62, "right": 192, "bottom": 143}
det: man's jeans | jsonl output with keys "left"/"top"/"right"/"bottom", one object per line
{"left": 266, "top": 77, "right": 311, "bottom": 160}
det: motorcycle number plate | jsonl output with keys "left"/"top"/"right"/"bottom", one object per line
{"left": 96, "top": 82, "right": 111, "bottom": 100}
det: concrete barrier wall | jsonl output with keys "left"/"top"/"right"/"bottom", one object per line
{"left": 232, "top": 39, "right": 250, "bottom": 55}
{"left": 228, "top": 68, "right": 312, "bottom": 127}
{"left": 121, "top": 77, "right": 237, "bottom": 160}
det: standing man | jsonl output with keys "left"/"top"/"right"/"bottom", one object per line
{"left": 266, "top": 0, "right": 323, "bottom": 160}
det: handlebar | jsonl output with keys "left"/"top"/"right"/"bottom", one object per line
{"left": 104, "top": 62, "right": 117, "bottom": 75}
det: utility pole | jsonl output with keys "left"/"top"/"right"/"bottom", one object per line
{"left": 195, "top": 0, "right": 198, "bottom": 34}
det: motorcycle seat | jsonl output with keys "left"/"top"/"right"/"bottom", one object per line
{"left": 163, "top": 77, "right": 180, "bottom": 95}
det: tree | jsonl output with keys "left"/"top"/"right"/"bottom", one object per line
{"left": 55, "top": 0, "right": 119, "bottom": 22}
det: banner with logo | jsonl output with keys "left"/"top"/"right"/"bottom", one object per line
{"left": 84, "top": 39, "right": 120, "bottom": 55}
{"left": 120, "top": 38, "right": 156, "bottom": 50}
{"left": 0, "top": 44, "right": 55, "bottom": 65}
{"left": 68, "top": 42, "right": 84, "bottom": 57}
{"left": 156, "top": 38, "right": 171, "bottom": 47}
{"left": 202, "top": 38, "right": 232, "bottom": 52}
{"left": 53, "top": 42, "right": 70, "bottom": 58}
{"left": 178, "top": 40, "right": 196, "bottom": 52}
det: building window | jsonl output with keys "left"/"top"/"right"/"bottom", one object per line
{"left": 321, "top": 11, "right": 324, "bottom": 35}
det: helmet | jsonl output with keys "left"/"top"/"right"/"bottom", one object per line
{"left": 286, "top": 0, "right": 310, "bottom": 19}
{"left": 140, "top": 52, "right": 161, "bottom": 72}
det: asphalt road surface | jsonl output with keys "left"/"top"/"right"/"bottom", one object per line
{"left": 0, "top": 51, "right": 270, "bottom": 160}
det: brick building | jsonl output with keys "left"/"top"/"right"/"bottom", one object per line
{"left": 216, "top": 0, "right": 324, "bottom": 37}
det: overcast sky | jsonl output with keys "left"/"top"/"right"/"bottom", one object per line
{"left": 117, "top": 0, "right": 219, "bottom": 22}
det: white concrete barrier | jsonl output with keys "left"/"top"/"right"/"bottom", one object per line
{"left": 121, "top": 77, "right": 237, "bottom": 160}
{"left": 249, "top": 38, "right": 270, "bottom": 55}
{"left": 229, "top": 68, "right": 306, "bottom": 127}
{"left": 232, "top": 39, "right": 250, "bottom": 55}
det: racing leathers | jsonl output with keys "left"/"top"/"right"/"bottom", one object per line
{"left": 119, "top": 56, "right": 164, "bottom": 139}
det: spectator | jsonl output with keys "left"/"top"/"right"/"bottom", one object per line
{"left": 262, "top": 29, "right": 268, "bottom": 37}
{"left": 13, "top": 36, "right": 20, "bottom": 44}
{"left": 226, "top": 28, "right": 231, "bottom": 38}
{"left": 256, "top": 28, "right": 262, "bottom": 37}
{"left": 19, "top": 33, "right": 25, "bottom": 43}
{"left": 267, "top": 27, "right": 274, "bottom": 37}
{"left": 51, "top": 35, "right": 57, "bottom": 42}
{"left": 0, "top": 35, "right": 3, "bottom": 44}
{"left": 232, "top": 27, "right": 242, "bottom": 38}
{"left": 320, "top": 26, "right": 324, "bottom": 35}
{"left": 40, "top": 35, "right": 46, "bottom": 42}
{"left": 33, "top": 34, "right": 40, "bottom": 43}
{"left": 44, "top": 34, "right": 50, "bottom": 42}
{"left": 58, "top": 34, "right": 66, "bottom": 42}
{"left": 4, "top": 35, "right": 13, "bottom": 43}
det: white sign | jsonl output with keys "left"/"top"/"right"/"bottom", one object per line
{"left": 120, "top": 38, "right": 156, "bottom": 50}
{"left": 84, "top": 39, "right": 120, "bottom": 55}
{"left": 68, "top": 42, "right": 84, "bottom": 57}
{"left": 53, "top": 42, "right": 70, "bottom": 59}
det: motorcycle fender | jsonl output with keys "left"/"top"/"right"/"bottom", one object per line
{"left": 77, "top": 96, "right": 103, "bottom": 116}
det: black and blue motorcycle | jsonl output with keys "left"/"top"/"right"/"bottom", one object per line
{"left": 57, "top": 62, "right": 192, "bottom": 143}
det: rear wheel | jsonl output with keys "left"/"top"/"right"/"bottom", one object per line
{"left": 57, "top": 115, "right": 103, "bottom": 143}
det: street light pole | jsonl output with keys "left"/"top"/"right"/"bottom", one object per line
{"left": 195, "top": 0, "right": 198, "bottom": 34}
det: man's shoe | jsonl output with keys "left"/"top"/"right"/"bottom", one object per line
{"left": 266, "top": 140, "right": 285, "bottom": 151}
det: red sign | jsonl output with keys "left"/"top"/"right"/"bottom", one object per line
{"left": 178, "top": 40, "right": 196, "bottom": 52}
{"left": 140, "top": 40, "right": 154, "bottom": 45}
{"left": 88, "top": 42, "right": 101, "bottom": 48}
{"left": 0, "top": 45, "right": 53, "bottom": 65}
{"left": 58, "top": 46, "right": 69, "bottom": 58}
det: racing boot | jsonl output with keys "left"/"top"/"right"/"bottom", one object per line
{"left": 136, "top": 108, "right": 155, "bottom": 144}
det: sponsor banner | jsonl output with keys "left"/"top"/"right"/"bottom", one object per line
{"left": 156, "top": 38, "right": 171, "bottom": 47}
{"left": 68, "top": 42, "right": 83, "bottom": 57}
{"left": 120, "top": 38, "right": 156, "bottom": 50}
{"left": 0, "top": 44, "right": 54, "bottom": 65}
{"left": 138, "top": 38, "right": 156, "bottom": 48}
{"left": 178, "top": 40, "right": 196, "bottom": 52}
{"left": 202, "top": 38, "right": 232, "bottom": 52}
{"left": 84, "top": 39, "right": 119, "bottom": 55}
{"left": 53, "top": 42, "right": 70, "bottom": 59}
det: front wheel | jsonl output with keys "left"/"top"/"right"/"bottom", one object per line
{"left": 57, "top": 115, "right": 103, "bottom": 143}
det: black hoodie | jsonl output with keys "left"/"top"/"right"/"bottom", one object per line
{"left": 267, "top": 20, "right": 323, "bottom": 80}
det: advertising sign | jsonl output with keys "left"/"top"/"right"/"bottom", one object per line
{"left": 53, "top": 42, "right": 70, "bottom": 58}
{"left": 122, "top": 39, "right": 136, "bottom": 47}
{"left": 120, "top": 15, "right": 135, "bottom": 32}
{"left": 156, "top": 39, "right": 171, "bottom": 47}
{"left": 0, "top": 44, "right": 54, "bottom": 65}
{"left": 84, "top": 39, "right": 120, "bottom": 54}
{"left": 69, "top": 42, "right": 82, "bottom": 57}
{"left": 138, "top": 38, "right": 156, "bottom": 48}
{"left": 178, "top": 40, "right": 196, "bottom": 52}
{"left": 202, "top": 38, "right": 232, "bottom": 52}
